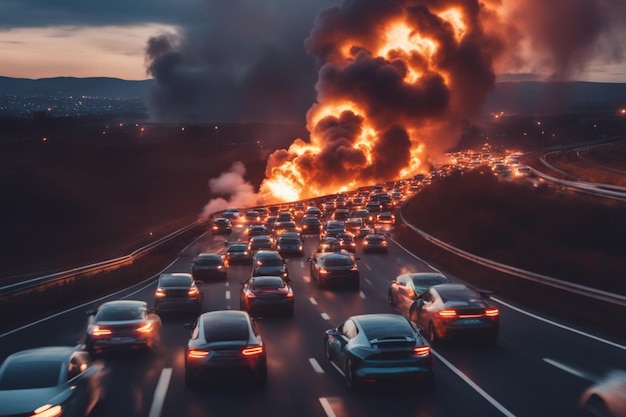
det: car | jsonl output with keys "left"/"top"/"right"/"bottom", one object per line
{"left": 315, "top": 236, "right": 342, "bottom": 253}
{"left": 301, "top": 216, "right": 322, "bottom": 234}
{"left": 308, "top": 251, "right": 360, "bottom": 290}
{"left": 324, "top": 314, "right": 433, "bottom": 388}
{"left": 345, "top": 217, "right": 364, "bottom": 233}
{"left": 221, "top": 208, "right": 240, "bottom": 219}
{"left": 251, "top": 250, "right": 288, "bottom": 279}
{"left": 336, "top": 232, "right": 356, "bottom": 253}
{"left": 388, "top": 272, "right": 450, "bottom": 317}
{"left": 184, "top": 310, "right": 267, "bottom": 386}
{"left": 155, "top": 272, "right": 204, "bottom": 315}
{"left": 355, "top": 225, "right": 376, "bottom": 240}
{"left": 580, "top": 369, "right": 626, "bottom": 417}
{"left": 332, "top": 208, "right": 350, "bottom": 221}
{"left": 210, "top": 217, "right": 232, "bottom": 235}
{"left": 225, "top": 241, "right": 252, "bottom": 265}
{"left": 276, "top": 211, "right": 294, "bottom": 222}
{"left": 0, "top": 346, "right": 106, "bottom": 417}
{"left": 376, "top": 211, "right": 395, "bottom": 224}
{"left": 191, "top": 253, "right": 227, "bottom": 281}
{"left": 362, "top": 233, "right": 388, "bottom": 253}
{"left": 247, "top": 224, "right": 270, "bottom": 237}
{"left": 275, "top": 233, "right": 304, "bottom": 257}
{"left": 272, "top": 220, "right": 299, "bottom": 236}
{"left": 351, "top": 209, "right": 373, "bottom": 224}
{"left": 85, "top": 300, "right": 162, "bottom": 355}
{"left": 305, "top": 206, "right": 322, "bottom": 218}
{"left": 239, "top": 275, "right": 294, "bottom": 317}
{"left": 410, "top": 284, "right": 500, "bottom": 344}
{"left": 323, "top": 220, "right": 346, "bottom": 238}
{"left": 248, "top": 235, "right": 274, "bottom": 252}
{"left": 243, "top": 210, "right": 261, "bottom": 224}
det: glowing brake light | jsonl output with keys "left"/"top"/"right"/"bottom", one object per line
{"left": 155, "top": 288, "right": 166, "bottom": 298}
{"left": 31, "top": 404, "right": 62, "bottom": 417}
{"left": 438, "top": 309, "right": 457, "bottom": 318}
{"left": 91, "top": 325, "right": 111, "bottom": 337}
{"left": 136, "top": 322, "right": 153, "bottom": 333}
{"left": 242, "top": 346, "right": 264, "bottom": 356}
{"left": 188, "top": 287, "right": 200, "bottom": 297}
{"left": 413, "top": 346, "right": 431, "bottom": 357}
{"left": 188, "top": 349, "right": 209, "bottom": 359}
{"left": 484, "top": 308, "right": 499, "bottom": 317}
{"left": 319, "top": 268, "right": 329, "bottom": 275}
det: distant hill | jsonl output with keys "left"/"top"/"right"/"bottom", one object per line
{"left": 0, "top": 76, "right": 153, "bottom": 98}
{"left": 0, "top": 76, "right": 624, "bottom": 115}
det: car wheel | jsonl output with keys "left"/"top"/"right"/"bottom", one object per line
{"left": 428, "top": 322, "right": 439, "bottom": 344}
{"left": 583, "top": 395, "right": 610, "bottom": 417}
{"left": 345, "top": 359, "right": 359, "bottom": 389}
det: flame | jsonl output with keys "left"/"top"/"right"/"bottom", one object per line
{"left": 259, "top": 1, "right": 494, "bottom": 204}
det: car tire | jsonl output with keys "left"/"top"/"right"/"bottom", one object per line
{"left": 583, "top": 395, "right": 610, "bottom": 417}
{"left": 428, "top": 322, "right": 440, "bottom": 345}
{"left": 345, "top": 359, "right": 360, "bottom": 389}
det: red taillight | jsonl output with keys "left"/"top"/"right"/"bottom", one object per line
{"left": 136, "top": 322, "right": 153, "bottom": 333}
{"left": 91, "top": 325, "right": 111, "bottom": 337}
{"left": 188, "top": 349, "right": 209, "bottom": 359}
{"left": 188, "top": 287, "right": 200, "bottom": 297}
{"left": 413, "top": 346, "right": 431, "bottom": 357}
{"left": 155, "top": 288, "right": 166, "bottom": 298}
{"left": 484, "top": 308, "right": 499, "bottom": 317}
{"left": 242, "top": 346, "right": 264, "bottom": 356}
{"left": 438, "top": 309, "right": 457, "bottom": 318}
{"left": 286, "top": 290, "right": 294, "bottom": 298}
{"left": 319, "top": 268, "right": 329, "bottom": 275}
{"left": 32, "top": 404, "right": 62, "bottom": 417}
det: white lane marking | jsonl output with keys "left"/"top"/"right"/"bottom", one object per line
{"left": 359, "top": 291, "right": 366, "bottom": 299}
{"left": 0, "top": 258, "right": 179, "bottom": 339}
{"left": 433, "top": 350, "right": 518, "bottom": 417}
{"left": 543, "top": 358, "right": 593, "bottom": 380}
{"left": 329, "top": 360, "right": 344, "bottom": 376}
{"left": 148, "top": 367, "right": 172, "bottom": 417}
{"left": 225, "top": 281, "right": 229, "bottom": 287}
{"left": 364, "top": 264, "right": 372, "bottom": 271}
{"left": 319, "top": 397, "right": 338, "bottom": 417}
{"left": 364, "top": 277, "right": 372, "bottom": 285}
{"left": 492, "top": 297, "right": 626, "bottom": 351}
{"left": 321, "top": 312, "right": 330, "bottom": 320}
{"left": 303, "top": 275, "right": 311, "bottom": 283}
{"left": 309, "top": 297, "right": 318, "bottom": 305}
{"left": 225, "top": 290, "right": 231, "bottom": 300}
{"left": 309, "top": 358, "right": 324, "bottom": 374}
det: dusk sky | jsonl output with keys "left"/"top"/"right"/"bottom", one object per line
{"left": 1, "top": 0, "right": 625, "bottom": 82}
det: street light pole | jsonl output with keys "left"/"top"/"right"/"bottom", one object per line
{"left": 214, "top": 125, "right": 218, "bottom": 153}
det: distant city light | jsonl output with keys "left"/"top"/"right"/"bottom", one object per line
{"left": 42, "top": 137, "right": 47, "bottom": 142}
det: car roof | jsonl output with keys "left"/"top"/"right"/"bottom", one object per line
{"left": 351, "top": 314, "right": 414, "bottom": 338}
{"left": 431, "top": 283, "right": 481, "bottom": 299}
{"left": 253, "top": 250, "right": 282, "bottom": 258}
{"left": 195, "top": 253, "right": 222, "bottom": 260}
{"left": 199, "top": 310, "right": 252, "bottom": 342}
{"left": 3, "top": 346, "right": 77, "bottom": 363}
{"left": 100, "top": 299, "right": 147, "bottom": 309}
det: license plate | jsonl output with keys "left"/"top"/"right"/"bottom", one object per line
{"left": 458, "top": 319, "right": 483, "bottom": 325}
{"left": 112, "top": 337, "right": 135, "bottom": 342}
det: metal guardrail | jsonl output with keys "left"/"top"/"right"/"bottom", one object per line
{"left": 398, "top": 210, "right": 626, "bottom": 307}
{"left": 0, "top": 220, "right": 206, "bottom": 298}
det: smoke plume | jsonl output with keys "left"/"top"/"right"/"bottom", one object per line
{"left": 201, "top": 162, "right": 259, "bottom": 219}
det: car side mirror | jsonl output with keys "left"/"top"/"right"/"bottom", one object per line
{"left": 325, "top": 328, "right": 339, "bottom": 337}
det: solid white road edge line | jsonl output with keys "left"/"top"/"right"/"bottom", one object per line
{"left": 318, "top": 397, "right": 338, "bottom": 417}
{"left": 543, "top": 358, "right": 593, "bottom": 381}
{"left": 492, "top": 297, "right": 626, "bottom": 351}
{"left": 0, "top": 258, "right": 179, "bottom": 339}
{"left": 309, "top": 358, "right": 325, "bottom": 374}
{"left": 148, "top": 367, "right": 172, "bottom": 417}
{"left": 433, "top": 350, "right": 518, "bottom": 417}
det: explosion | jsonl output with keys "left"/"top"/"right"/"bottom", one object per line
{"left": 258, "top": 0, "right": 503, "bottom": 203}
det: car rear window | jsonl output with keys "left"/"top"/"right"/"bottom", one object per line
{"left": 160, "top": 275, "right": 192, "bottom": 286}
{"left": 323, "top": 256, "right": 353, "bottom": 267}
{"left": 360, "top": 318, "right": 413, "bottom": 340}
{"left": 0, "top": 360, "right": 62, "bottom": 389}
{"left": 96, "top": 305, "right": 143, "bottom": 321}
{"left": 411, "top": 275, "right": 447, "bottom": 287}
{"left": 252, "top": 276, "right": 285, "bottom": 289}
{"left": 203, "top": 317, "right": 250, "bottom": 343}
{"left": 258, "top": 257, "right": 283, "bottom": 266}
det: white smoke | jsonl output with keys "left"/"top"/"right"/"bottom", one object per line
{"left": 200, "top": 161, "right": 259, "bottom": 219}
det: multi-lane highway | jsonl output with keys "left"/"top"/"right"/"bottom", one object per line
{"left": 1, "top": 222, "right": 624, "bottom": 417}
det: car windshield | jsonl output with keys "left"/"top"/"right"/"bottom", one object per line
{"left": 96, "top": 305, "right": 143, "bottom": 321}
{"left": 0, "top": 360, "right": 62, "bottom": 389}
{"left": 229, "top": 244, "right": 247, "bottom": 251}
{"left": 367, "top": 236, "right": 385, "bottom": 243}
{"left": 280, "top": 238, "right": 300, "bottom": 245}
{"left": 252, "top": 277, "right": 285, "bottom": 289}
{"left": 160, "top": 275, "right": 192, "bottom": 287}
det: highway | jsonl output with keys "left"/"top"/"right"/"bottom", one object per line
{"left": 1, "top": 222, "right": 624, "bottom": 417}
